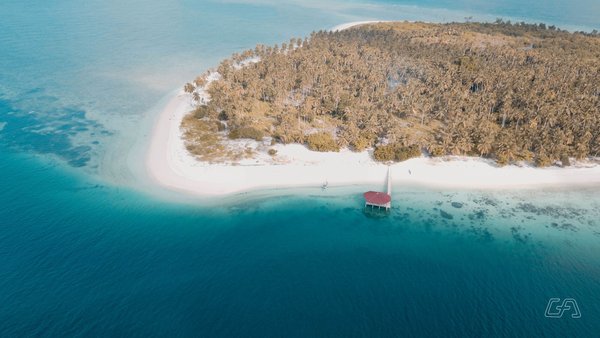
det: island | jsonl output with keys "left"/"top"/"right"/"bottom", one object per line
{"left": 146, "top": 21, "right": 600, "bottom": 195}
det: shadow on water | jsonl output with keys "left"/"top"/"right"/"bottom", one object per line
{"left": 363, "top": 206, "right": 391, "bottom": 219}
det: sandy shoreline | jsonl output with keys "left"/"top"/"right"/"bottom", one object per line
{"left": 330, "top": 20, "right": 389, "bottom": 31}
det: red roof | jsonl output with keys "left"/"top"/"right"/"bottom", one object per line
{"left": 363, "top": 191, "right": 391, "bottom": 205}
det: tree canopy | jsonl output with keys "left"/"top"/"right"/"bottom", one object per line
{"left": 182, "top": 21, "right": 600, "bottom": 166}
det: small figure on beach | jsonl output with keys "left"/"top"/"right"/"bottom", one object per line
{"left": 322, "top": 180, "right": 328, "bottom": 190}
{"left": 408, "top": 169, "right": 412, "bottom": 175}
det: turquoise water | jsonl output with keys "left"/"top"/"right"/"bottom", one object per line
{"left": 1, "top": 1, "right": 599, "bottom": 336}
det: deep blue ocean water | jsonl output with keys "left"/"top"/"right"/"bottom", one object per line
{"left": 1, "top": 1, "right": 599, "bottom": 336}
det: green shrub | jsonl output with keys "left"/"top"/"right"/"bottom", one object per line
{"left": 351, "top": 131, "right": 377, "bottom": 152}
{"left": 306, "top": 132, "right": 339, "bottom": 152}
{"left": 228, "top": 127, "right": 264, "bottom": 141}
{"left": 374, "top": 144, "right": 421, "bottom": 162}
{"left": 373, "top": 145, "right": 396, "bottom": 161}
{"left": 193, "top": 105, "right": 210, "bottom": 119}
{"left": 351, "top": 137, "right": 371, "bottom": 152}
{"left": 534, "top": 154, "right": 553, "bottom": 167}
{"left": 373, "top": 144, "right": 422, "bottom": 162}
{"left": 428, "top": 145, "right": 445, "bottom": 157}
{"left": 517, "top": 149, "right": 534, "bottom": 162}
{"left": 455, "top": 56, "right": 479, "bottom": 72}
{"left": 394, "top": 145, "right": 421, "bottom": 161}
{"left": 496, "top": 154, "right": 509, "bottom": 166}
{"left": 272, "top": 128, "right": 306, "bottom": 144}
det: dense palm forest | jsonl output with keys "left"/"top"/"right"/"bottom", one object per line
{"left": 182, "top": 21, "right": 600, "bottom": 166}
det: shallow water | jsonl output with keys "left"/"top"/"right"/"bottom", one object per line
{"left": 1, "top": 0, "right": 599, "bottom": 336}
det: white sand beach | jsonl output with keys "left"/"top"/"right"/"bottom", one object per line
{"left": 330, "top": 20, "right": 389, "bottom": 31}
{"left": 145, "top": 90, "right": 600, "bottom": 197}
